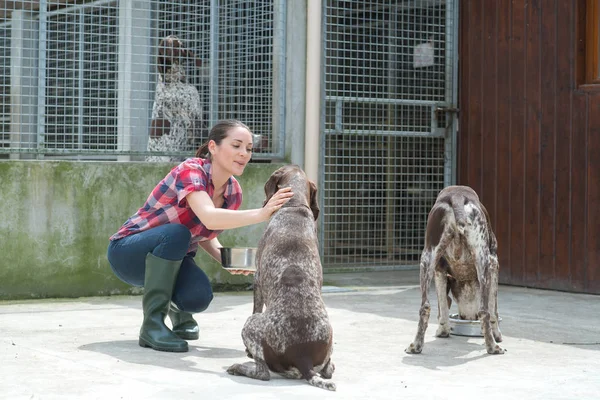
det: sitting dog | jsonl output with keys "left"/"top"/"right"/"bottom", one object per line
{"left": 405, "top": 185, "right": 504, "bottom": 355}
{"left": 227, "top": 165, "right": 336, "bottom": 391}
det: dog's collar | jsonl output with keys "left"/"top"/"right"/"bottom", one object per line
{"left": 281, "top": 202, "right": 311, "bottom": 211}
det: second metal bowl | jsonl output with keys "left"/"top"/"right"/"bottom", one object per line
{"left": 449, "top": 313, "right": 503, "bottom": 337}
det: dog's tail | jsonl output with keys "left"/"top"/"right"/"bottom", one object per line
{"left": 450, "top": 194, "right": 468, "bottom": 235}
{"left": 297, "top": 357, "right": 336, "bottom": 391}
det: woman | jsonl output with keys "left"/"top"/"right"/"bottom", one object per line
{"left": 107, "top": 119, "right": 293, "bottom": 353}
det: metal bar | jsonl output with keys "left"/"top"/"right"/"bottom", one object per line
{"left": 449, "top": 0, "right": 460, "bottom": 185}
{"left": 305, "top": 0, "right": 322, "bottom": 184}
{"left": 385, "top": 5, "right": 399, "bottom": 259}
{"left": 208, "top": 0, "right": 219, "bottom": 129}
{"left": 273, "top": 0, "right": 286, "bottom": 158}
{"left": 36, "top": 0, "right": 47, "bottom": 159}
{"left": 325, "top": 95, "right": 440, "bottom": 106}
{"left": 117, "top": 0, "right": 132, "bottom": 161}
{"left": 334, "top": 99, "right": 342, "bottom": 132}
{"left": 322, "top": 264, "right": 419, "bottom": 273}
{"left": 318, "top": 0, "right": 326, "bottom": 263}
{"left": 0, "top": 147, "right": 279, "bottom": 158}
{"left": 430, "top": 104, "right": 437, "bottom": 135}
{"left": 44, "top": 0, "right": 114, "bottom": 17}
{"left": 324, "top": 129, "right": 446, "bottom": 138}
{"left": 77, "top": 8, "right": 84, "bottom": 154}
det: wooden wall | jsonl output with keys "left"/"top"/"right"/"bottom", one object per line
{"left": 458, "top": 0, "right": 599, "bottom": 294}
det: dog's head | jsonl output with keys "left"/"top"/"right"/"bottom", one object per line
{"left": 263, "top": 165, "right": 319, "bottom": 220}
{"left": 157, "top": 35, "right": 202, "bottom": 80}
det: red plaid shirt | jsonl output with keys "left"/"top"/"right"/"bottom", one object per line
{"left": 110, "top": 158, "right": 243, "bottom": 253}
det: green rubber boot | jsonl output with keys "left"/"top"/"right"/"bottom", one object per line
{"left": 138, "top": 253, "right": 188, "bottom": 352}
{"left": 169, "top": 303, "right": 200, "bottom": 340}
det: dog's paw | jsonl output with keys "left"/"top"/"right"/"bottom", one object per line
{"left": 227, "top": 364, "right": 242, "bottom": 375}
{"left": 405, "top": 343, "right": 423, "bottom": 354}
{"left": 435, "top": 324, "right": 451, "bottom": 338}
{"left": 487, "top": 344, "right": 505, "bottom": 355}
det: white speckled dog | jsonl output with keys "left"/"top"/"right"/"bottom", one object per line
{"left": 405, "top": 185, "right": 504, "bottom": 355}
{"left": 146, "top": 35, "right": 203, "bottom": 162}
{"left": 227, "top": 165, "right": 336, "bottom": 391}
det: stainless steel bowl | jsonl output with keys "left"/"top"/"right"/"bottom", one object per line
{"left": 220, "top": 247, "right": 257, "bottom": 271}
{"left": 449, "top": 313, "right": 502, "bottom": 337}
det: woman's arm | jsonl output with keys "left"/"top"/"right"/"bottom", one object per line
{"left": 186, "top": 186, "right": 293, "bottom": 231}
{"left": 198, "top": 237, "right": 223, "bottom": 263}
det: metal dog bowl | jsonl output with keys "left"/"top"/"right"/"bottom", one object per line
{"left": 220, "top": 247, "right": 257, "bottom": 272}
{"left": 449, "top": 313, "right": 502, "bottom": 337}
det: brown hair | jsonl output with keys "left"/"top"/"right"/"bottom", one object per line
{"left": 195, "top": 119, "right": 252, "bottom": 159}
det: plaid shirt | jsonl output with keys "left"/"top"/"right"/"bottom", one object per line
{"left": 110, "top": 158, "right": 243, "bottom": 253}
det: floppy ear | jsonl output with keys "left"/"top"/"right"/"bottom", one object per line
{"left": 263, "top": 168, "right": 285, "bottom": 206}
{"left": 157, "top": 44, "right": 170, "bottom": 77}
{"left": 157, "top": 37, "right": 175, "bottom": 77}
{"left": 309, "top": 180, "right": 320, "bottom": 220}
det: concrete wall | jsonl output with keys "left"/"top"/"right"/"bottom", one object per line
{"left": 0, "top": 160, "right": 285, "bottom": 300}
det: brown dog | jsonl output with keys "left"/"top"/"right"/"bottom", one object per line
{"left": 405, "top": 185, "right": 504, "bottom": 355}
{"left": 227, "top": 165, "right": 336, "bottom": 391}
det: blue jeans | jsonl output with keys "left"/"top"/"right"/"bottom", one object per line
{"left": 107, "top": 224, "right": 213, "bottom": 313}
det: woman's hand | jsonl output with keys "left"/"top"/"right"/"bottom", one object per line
{"left": 261, "top": 187, "right": 294, "bottom": 220}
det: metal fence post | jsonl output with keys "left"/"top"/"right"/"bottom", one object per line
{"left": 36, "top": 0, "right": 47, "bottom": 159}
{"left": 209, "top": 0, "right": 219, "bottom": 130}
{"left": 9, "top": 10, "right": 37, "bottom": 159}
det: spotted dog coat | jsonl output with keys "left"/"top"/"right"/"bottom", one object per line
{"left": 146, "top": 35, "right": 203, "bottom": 163}
{"left": 227, "top": 165, "right": 336, "bottom": 391}
{"left": 405, "top": 185, "right": 504, "bottom": 355}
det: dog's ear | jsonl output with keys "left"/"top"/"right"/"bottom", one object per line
{"left": 263, "top": 168, "right": 286, "bottom": 206}
{"left": 309, "top": 180, "right": 320, "bottom": 220}
{"left": 157, "top": 49, "right": 169, "bottom": 78}
{"left": 157, "top": 37, "right": 174, "bottom": 77}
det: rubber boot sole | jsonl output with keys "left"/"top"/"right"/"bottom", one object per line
{"left": 173, "top": 330, "right": 199, "bottom": 341}
{"left": 138, "top": 336, "right": 188, "bottom": 352}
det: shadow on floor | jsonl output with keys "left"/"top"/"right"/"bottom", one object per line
{"left": 79, "top": 340, "right": 246, "bottom": 374}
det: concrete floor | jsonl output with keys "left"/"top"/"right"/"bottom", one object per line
{"left": 1, "top": 270, "right": 599, "bottom": 400}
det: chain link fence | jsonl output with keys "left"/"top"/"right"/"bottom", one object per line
{"left": 321, "top": 0, "right": 458, "bottom": 270}
{"left": 1, "top": 0, "right": 460, "bottom": 272}
{"left": 0, "top": 0, "right": 285, "bottom": 160}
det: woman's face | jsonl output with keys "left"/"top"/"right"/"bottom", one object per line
{"left": 209, "top": 126, "right": 253, "bottom": 176}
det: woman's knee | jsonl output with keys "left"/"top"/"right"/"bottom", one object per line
{"left": 176, "top": 286, "right": 214, "bottom": 313}
{"left": 173, "top": 255, "right": 213, "bottom": 312}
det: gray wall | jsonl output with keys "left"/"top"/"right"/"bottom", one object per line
{"left": 0, "top": 160, "right": 285, "bottom": 300}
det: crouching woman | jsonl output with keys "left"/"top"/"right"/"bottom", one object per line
{"left": 107, "top": 119, "right": 292, "bottom": 352}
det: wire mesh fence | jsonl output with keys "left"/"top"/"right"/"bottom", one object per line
{"left": 321, "top": 0, "right": 458, "bottom": 270}
{"left": 0, "top": 0, "right": 285, "bottom": 160}
{"left": 0, "top": 0, "right": 459, "bottom": 272}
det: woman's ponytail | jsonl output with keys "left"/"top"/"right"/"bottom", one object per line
{"left": 195, "top": 142, "right": 209, "bottom": 158}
